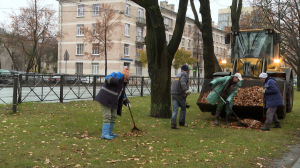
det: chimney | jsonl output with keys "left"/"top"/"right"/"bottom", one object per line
{"left": 160, "top": 1, "right": 175, "bottom": 12}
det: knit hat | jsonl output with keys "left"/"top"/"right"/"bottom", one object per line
{"left": 234, "top": 73, "right": 243, "bottom": 81}
{"left": 259, "top": 73, "right": 268, "bottom": 79}
{"left": 181, "top": 65, "right": 189, "bottom": 71}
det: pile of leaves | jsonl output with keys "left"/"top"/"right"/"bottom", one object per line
{"left": 198, "top": 86, "right": 264, "bottom": 106}
{"left": 228, "top": 119, "right": 264, "bottom": 129}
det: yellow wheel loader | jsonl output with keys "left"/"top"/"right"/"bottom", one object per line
{"left": 197, "top": 29, "right": 294, "bottom": 120}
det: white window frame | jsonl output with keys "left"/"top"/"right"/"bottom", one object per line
{"left": 77, "top": 24, "right": 84, "bottom": 36}
{"left": 181, "top": 38, "right": 185, "bottom": 48}
{"left": 125, "top": 24, "right": 130, "bottom": 36}
{"left": 137, "top": 8, "right": 143, "bottom": 18}
{"left": 76, "top": 44, "right": 84, "bottom": 55}
{"left": 137, "top": 27, "right": 142, "bottom": 37}
{"left": 76, "top": 62, "right": 83, "bottom": 74}
{"left": 92, "top": 43, "right": 99, "bottom": 55}
{"left": 77, "top": 5, "right": 84, "bottom": 17}
{"left": 124, "top": 44, "right": 129, "bottom": 56}
{"left": 93, "top": 4, "right": 100, "bottom": 16}
{"left": 187, "top": 40, "right": 190, "bottom": 49}
{"left": 136, "top": 65, "right": 142, "bottom": 76}
{"left": 91, "top": 63, "right": 99, "bottom": 74}
{"left": 125, "top": 4, "right": 130, "bottom": 16}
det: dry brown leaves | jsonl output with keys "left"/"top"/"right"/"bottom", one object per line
{"left": 227, "top": 119, "right": 264, "bottom": 129}
{"left": 119, "top": 131, "right": 147, "bottom": 137}
{"left": 199, "top": 86, "right": 264, "bottom": 106}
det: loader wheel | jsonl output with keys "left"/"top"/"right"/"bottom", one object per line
{"left": 286, "top": 80, "right": 294, "bottom": 113}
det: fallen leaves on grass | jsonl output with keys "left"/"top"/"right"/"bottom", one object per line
{"left": 120, "top": 131, "right": 146, "bottom": 137}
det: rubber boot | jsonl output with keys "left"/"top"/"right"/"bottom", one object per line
{"left": 214, "top": 110, "right": 221, "bottom": 126}
{"left": 109, "top": 123, "right": 118, "bottom": 137}
{"left": 272, "top": 123, "right": 281, "bottom": 128}
{"left": 101, "top": 123, "right": 113, "bottom": 140}
{"left": 225, "top": 114, "right": 231, "bottom": 126}
{"left": 260, "top": 125, "right": 270, "bottom": 131}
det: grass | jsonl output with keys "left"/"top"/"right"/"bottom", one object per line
{"left": 0, "top": 91, "right": 300, "bottom": 167}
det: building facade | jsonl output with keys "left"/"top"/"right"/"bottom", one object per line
{"left": 218, "top": 6, "right": 254, "bottom": 31}
{"left": 57, "top": 0, "right": 226, "bottom": 77}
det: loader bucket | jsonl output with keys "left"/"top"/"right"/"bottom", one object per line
{"left": 197, "top": 78, "right": 270, "bottom": 120}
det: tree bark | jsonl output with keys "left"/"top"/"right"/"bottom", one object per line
{"left": 230, "top": 0, "right": 242, "bottom": 60}
{"left": 190, "top": 0, "right": 216, "bottom": 79}
{"left": 131, "top": 0, "right": 188, "bottom": 118}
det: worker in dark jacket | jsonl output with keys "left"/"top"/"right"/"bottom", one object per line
{"left": 170, "top": 65, "right": 191, "bottom": 129}
{"left": 259, "top": 72, "right": 283, "bottom": 131}
{"left": 95, "top": 67, "right": 130, "bottom": 139}
{"left": 206, "top": 73, "right": 243, "bottom": 126}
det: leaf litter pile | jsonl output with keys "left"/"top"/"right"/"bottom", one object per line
{"left": 228, "top": 119, "right": 264, "bottom": 129}
{"left": 198, "top": 86, "right": 264, "bottom": 106}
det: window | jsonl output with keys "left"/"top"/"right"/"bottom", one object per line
{"left": 166, "top": 34, "right": 169, "bottom": 44}
{"left": 181, "top": 38, "right": 185, "bottom": 48}
{"left": 220, "top": 36, "right": 223, "bottom": 44}
{"left": 136, "top": 45, "right": 141, "bottom": 56}
{"left": 137, "top": 8, "right": 143, "bottom": 18}
{"left": 216, "top": 47, "right": 218, "bottom": 54}
{"left": 125, "top": 4, "right": 130, "bottom": 16}
{"left": 164, "top": 17, "right": 172, "bottom": 29}
{"left": 188, "top": 40, "right": 190, "bottom": 49}
{"left": 136, "top": 65, "right": 142, "bottom": 76}
{"left": 92, "top": 63, "right": 99, "bottom": 74}
{"left": 76, "top": 62, "right": 83, "bottom": 74}
{"left": 93, "top": 4, "right": 100, "bottom": 15}
{"left": 92, "top": 23, "right": 97, "bottom": 35}
{"left": 124, "top": 44, "right": 129, "bottom": 56}
{"left": 92, "top": 43, "right": 99, "bottom": 55}
{"left": 77, "top": 5, "right": 84, "bottom": 17}
{"left": 77, "top": 24, "right": 84, "bottom": 36}
{"left": 76, "top": 44, "right": 84, "bottom": 55}
{"left": 188, "top": 25, "right": 191, "bottom": 34}
{"left": 216, "top": 35, "right": 219, "bottom": 43}
{"left": 137, "top": 27, "right": 142, "bottom": 37}
{"left": 125, "top": 24, "right": 130, "bottom": 36}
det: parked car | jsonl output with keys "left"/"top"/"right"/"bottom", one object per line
{"left": 64, "top": 76, "right": 79, "bottom": 84}
{"left": 81, "top": 76, "right": 94, "bottom": 84}
{"left": 0, "top": 69, "right": 11, "bottom": 84}
{"left": 51, "top": 76, "right": 61, "bottom": 84}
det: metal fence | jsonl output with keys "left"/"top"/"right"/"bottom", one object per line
{"left": 0, "top": 74, "right": 204, "bottom": 113}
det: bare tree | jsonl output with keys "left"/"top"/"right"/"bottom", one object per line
{"left": 253, "top": 0, "right": 300, "bottom": 90}
{"left": 190, "top": 0, "right": 222, "bottom": 79}
{"left": 5, "top": 0, "right": 57, "bottom": 73}
{"left": 130, "top": 0, "right": 188, "bottom": 118}
{"left": 82, "top": 4, "right": 121, "bottom": 76}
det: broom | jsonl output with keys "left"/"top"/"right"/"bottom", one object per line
{"left": 123, "top": 86, "right": 142, "bottom": 133}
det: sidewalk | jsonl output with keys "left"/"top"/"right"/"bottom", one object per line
{"left": 292, "top": 156, "right": 300, "bottom": 168}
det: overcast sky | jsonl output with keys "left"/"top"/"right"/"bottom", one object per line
{"left": 0, "top": 0, "right": 234, "bottom": 25}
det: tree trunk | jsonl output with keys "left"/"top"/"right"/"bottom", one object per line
{"left": 131, "top": 0, "right": 188, "bottom": 118}
{"left": 199, "top": 0, "right": 215, "bottom": 79}
{"left": 145, "top": 8, "right": 172, "bottom": 118}
{"left": 230, "top": 0, "right": 242, "bottom": 60}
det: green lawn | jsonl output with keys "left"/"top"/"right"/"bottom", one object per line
{"left": 0, "top": 91, "right": 300, "bottom": 167}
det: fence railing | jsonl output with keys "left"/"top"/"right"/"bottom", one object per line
{"left": 0, "top": 74, "right": 204, "bottom": 113}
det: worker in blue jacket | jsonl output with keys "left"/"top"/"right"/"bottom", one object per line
{"left": 95, "top": 67, "right": 130, "bottom": 139}
{"left": 259, "top": 72, "right": 283, "bottom": 131}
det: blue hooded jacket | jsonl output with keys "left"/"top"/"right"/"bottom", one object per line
{"left": 264, "top": 77, "right": 283, "bottom": 108}
{"left": 95, "top": 71, "right": 127, "bottom": 116}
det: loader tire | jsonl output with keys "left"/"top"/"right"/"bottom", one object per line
{"left": 286, "top": 80, "right": 294, "bottom": 113}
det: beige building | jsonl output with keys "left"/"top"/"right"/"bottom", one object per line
{"left": 57, "top": 0, "right": 226, "bottom": 77}
{"left": 218, "top": 6, "right": 254, "bottom": 31}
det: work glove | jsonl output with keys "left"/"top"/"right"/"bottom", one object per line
{"left": 185, "top": 90, "right": 191, "bottom": 95}
{"left": 209, "top": 83, "right": 213, "bottom": 87}
{"left": 123, "top": 98, "right": 130, "bottom": 106}
{"left": 262, "top": 89, "right": 265, "bottom": 94}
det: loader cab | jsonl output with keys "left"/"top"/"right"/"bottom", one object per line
{"left": 231, "top": 29, "right": 282, "bottom": 78}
